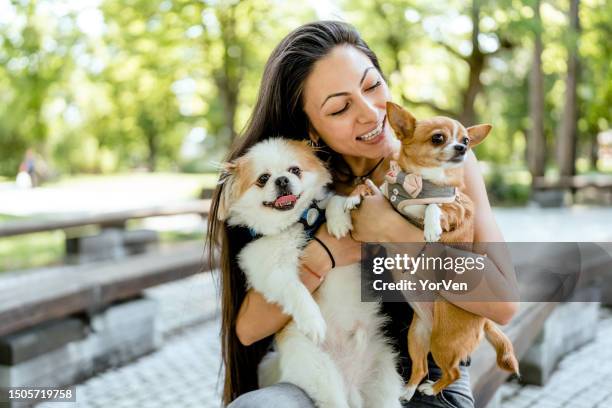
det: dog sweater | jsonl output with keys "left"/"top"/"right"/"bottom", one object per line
{"left": 381, "top": 161, "right": 456, "bottom": 227}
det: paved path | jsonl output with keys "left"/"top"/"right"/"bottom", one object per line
{"left": 499, "top": 307, "right": 612, "bottom": 408}
{"left": 494, "top": 206, "right": 612, "bottom": 242}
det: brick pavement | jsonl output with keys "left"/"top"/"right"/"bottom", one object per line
{"left": 499, "top": 307, "right": 612, "bottom": 408}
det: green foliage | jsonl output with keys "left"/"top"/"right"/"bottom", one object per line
{"left": 0, "top": 0, "right": 610, "bottom": 194}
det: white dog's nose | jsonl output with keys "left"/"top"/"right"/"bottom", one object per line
{"left": 275, "top": 176, "right": 290, "bottom": 188}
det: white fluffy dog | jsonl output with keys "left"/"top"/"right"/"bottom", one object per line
{"left": 217, "top": 138, "right": 403, "bottom": 408}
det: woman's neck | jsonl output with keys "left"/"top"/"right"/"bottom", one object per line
{"left": 344, "top": 156, "right": 378, "bottom": 175}
{"left": 342, "top": 155, "right": 390, "bottom": 187}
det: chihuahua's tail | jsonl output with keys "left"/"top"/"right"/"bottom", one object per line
{"left": 484, "top": 320, "right": 520, "bottom": 377}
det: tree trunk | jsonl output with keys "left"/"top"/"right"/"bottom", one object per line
{"left": 459, "top": 0, "right": 484, "bottom": 126}
{"left": 557, "top": 0, "right": 580, "bottom": 177}
{"left": 215, "top": 4, "right": 242, "bottom": 144}
{"left": 146, "top": 129, "right": 157, "bottom": 172}
{"left": 528, "top": 0, "right": 546, "bottom": 179}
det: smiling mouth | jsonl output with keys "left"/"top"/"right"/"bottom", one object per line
{"left": 356, "top": 115, "right": 386, "bottom": 141}
{"left": 263, "top": 194, "right": 301, "bottom": 211}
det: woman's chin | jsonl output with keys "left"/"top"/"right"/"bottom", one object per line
{"left": 361, "top": 133, "right": 396, "bottom": 158}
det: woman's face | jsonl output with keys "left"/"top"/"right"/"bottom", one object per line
{"left": 302, "top": 45, "right": 397, "bottom": 160}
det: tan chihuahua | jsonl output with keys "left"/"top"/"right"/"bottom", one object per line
{"left": 381, "top": 102, "right": 519, "bottom": 401}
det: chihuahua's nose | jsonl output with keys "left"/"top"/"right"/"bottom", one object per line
{"left": 454, "top": 144, "right": 467, "bottom": 154}
{"left": 275, "top": 176, "right": 290, "bottom": 188}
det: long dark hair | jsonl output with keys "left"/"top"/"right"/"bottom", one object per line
{"left": 205, "top": 20, "right": 384, "bottom": 405}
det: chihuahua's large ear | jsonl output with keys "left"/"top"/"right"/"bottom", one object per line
{"left": 386, "top": 102, "right": 416, "bottom": 141}
{"left": 466, "top": 124, "right": 492, "bottom": 147}
{"left": 216, "top": 161, "right": 238, "bottom": 221}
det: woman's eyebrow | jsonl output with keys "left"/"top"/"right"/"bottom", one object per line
{"left": 320, "top": 66, "right": 376, "bottom": 108}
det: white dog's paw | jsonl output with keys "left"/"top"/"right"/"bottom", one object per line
{"left": 295, "top": 312, "right": 327, "bottom": 345}
{"left": 423, "top": 221, "right": 442, "bottom": 242}
{"left": 327, "top": 211, "right": 353, "bottom": 239}
{"left": 344, "top": 195, "right": 362, "bottom": 211}
{"left": 400, "top": 385, "right": 417, "bottom": 402}
{"left": 417, "top": 380, "right": 435, "bottom": 396}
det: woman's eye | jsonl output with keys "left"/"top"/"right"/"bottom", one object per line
{"left": 431, "top": 133, "right": 445, "bottom": 145}
{"left": 331, "top": 103, "right": 349, "bottom": 116}
{"left": 256, "top": 173, "right": 270, "bottom": 187}
{"left": 288, "top": 166, "right": 301, "bottom": 177}
{"left": 366, "top": 80, "right": 382, "bottom": 91}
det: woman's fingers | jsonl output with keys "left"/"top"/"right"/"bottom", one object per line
{"left": 365, "top": 178, "right": 383, "bottom": 196}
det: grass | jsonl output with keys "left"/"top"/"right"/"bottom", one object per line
{"left": 0, "top": 230, "right": 65, "bottom": 272}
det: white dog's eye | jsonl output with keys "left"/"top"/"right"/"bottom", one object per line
{"left": 288, "top": 166, "right": 301, "bottom": 178}
{"left": 256, "top": 173, "right": 270, "bottom": 187}
{"left": 462, "top": 137, "right": 469, "bottom": 145}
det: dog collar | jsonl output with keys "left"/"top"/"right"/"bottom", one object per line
{"left": 248, "top": 199, "right": 325, "bottom": 241}
{"left": 297, "top": 199, "right": 326, "bottom": 240}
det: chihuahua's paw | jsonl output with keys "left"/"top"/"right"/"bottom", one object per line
{"left": 400, "top": 385, "right": 418, "bottom": 402}
{"left": 417, "top": 380, "right": 436, "bottom": 396}
{"left": 296, "top": 312, "right": 327, "bottom": 345}
{"left": 424, "top": 221, "right": 443, "bottom": 242}
{"left": 327, "top": 211, "right": 353, "bottom": 238}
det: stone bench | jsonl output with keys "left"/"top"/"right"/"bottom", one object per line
{"left": 532, "top": 175, "right": 612, "bottom": 206}
{"left": 0, "top": 242, "right": 216, "bottom": 407}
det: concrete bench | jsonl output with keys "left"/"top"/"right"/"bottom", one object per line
{"left": 0, "top": 242, "right": 216, "bottom": 406}
{"left": 0, "top": 199, "right": 211, "bottom": 264}
{"left": 532, "top": 175, "right": 612, "bottom": 206}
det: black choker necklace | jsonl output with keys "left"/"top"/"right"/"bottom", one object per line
{"left": 341, "top": 157, "right": 386, "bottom": 186}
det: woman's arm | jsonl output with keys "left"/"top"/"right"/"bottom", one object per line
{"left": 351, "top": 152, "right": 519, "bottom": 325}
{"left": 235, "top": 225, "right": 361, "bottom": 346}
{"left": 446, "top": 151, "right": 518, "bottom": 324}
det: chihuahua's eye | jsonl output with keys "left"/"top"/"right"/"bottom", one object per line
{"left": 288, "top": 166, "right": 302, "bottom": 177}
{"left": 256, "top": 173, "right": 270, "bottom": 187}
{"left": 462, "top": 137, "right": 469, "bottom": 145}
{"left": 431, "top": 133, "right": 445, "bottom": 145}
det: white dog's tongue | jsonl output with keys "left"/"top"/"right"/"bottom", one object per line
{"left": 274, "top": 194, "right": 297, "bottom": 206}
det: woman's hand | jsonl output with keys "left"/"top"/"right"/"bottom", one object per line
{"left": 350, "top": 179, "right": 422, "bottom": 242}
{"left": 307, "top": 222, "right": 361, "bottom": 271}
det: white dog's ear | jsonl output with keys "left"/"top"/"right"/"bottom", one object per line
{"left": 217, "top": 161, "right": 238, "bottom": 221}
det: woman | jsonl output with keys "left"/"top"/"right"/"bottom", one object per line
{"left": 206, "top": 20, "right": 518, "bottom": 408}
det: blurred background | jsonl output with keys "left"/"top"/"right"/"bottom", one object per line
{"left": 0, "top": 1, "right": 611, "bottom": 407}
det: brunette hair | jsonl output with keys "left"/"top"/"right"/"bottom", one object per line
{"left": 205, "top": 20, "right": 383, "bottom": 405}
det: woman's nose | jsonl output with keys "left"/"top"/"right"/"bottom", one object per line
{"left": 355, "top": 96, "right": 379, "bottom": 124}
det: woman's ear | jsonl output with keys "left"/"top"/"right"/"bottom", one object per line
{"left": 307, "top": 125, "right": 321, "bottom": 147}
{"left": 216, "top": 161, "right": 238, "bottom": 221}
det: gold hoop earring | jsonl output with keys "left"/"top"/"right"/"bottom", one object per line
{"left": 308, "top": 138, "right": 320, "bottom": 148}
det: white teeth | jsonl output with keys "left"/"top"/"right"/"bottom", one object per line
{"left": 357, "top": 122, "right": 383, "bottom": 141}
